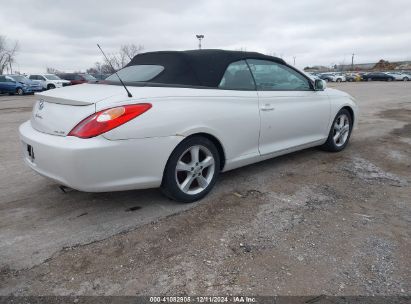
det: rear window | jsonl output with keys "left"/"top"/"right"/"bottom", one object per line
{"left": 10, "top": 75, "right": 27, "bottom": 82}
{"left": 44, "top": 74, "right": 61, "bottom": 80}
{"left": 82, "top": 74, "right": 96, "bottom": 81}
{"left": 106, "top": 65, "right": 164, "bottom": 82}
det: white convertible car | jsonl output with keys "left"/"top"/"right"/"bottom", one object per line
{"left": 20, "top": 50, "right": 358, "bottom": 202}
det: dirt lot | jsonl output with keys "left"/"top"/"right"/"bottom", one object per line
{"left": 0, "top": 82, "right": 410, "bottom": 296}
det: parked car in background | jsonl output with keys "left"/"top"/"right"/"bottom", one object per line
{"left": 90, "top": 73, "right": 110, "bottom": 80}
{"left": 358, "top": 72, "right": 369, "bottom": 81}
{"left": 7, "top": 75, "right": 43, "bottom": 92}
{"left": 57, "top": 73, "right": 98, "bottom": 85}
{"left": 318, "top": 73, "right": 335, "bottom": 82}
{"left": 305, "top": 72, "right": 321, "bottom": 81}
{"left": 319, "top": 73, "right": 345, "bottom": 82}
{"left": 333, "top": 73, "right": 346, "bottom": 82}
{"left": 0, "top": 75, "right": 34, "bottom": 95}
{"left": 362, "top": 72, "right": 395, "bottom": 81}
{"left": 27, "top": 74, "right": 71, "bottom": 90}
{"left": 19, "top": 49, "right": 357, "bottom": 203}
{"left": 386, "top": 72, "right": 409, "bottom": 81}
{"left": 345, "top": 73, "right": 361, "bottom": 82}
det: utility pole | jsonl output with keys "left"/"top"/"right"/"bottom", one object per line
{"left": 196, "top": 35, "right": 204, "bottom": 50}
{"left": 351, "top": 53, "right": 355, "bottom": 71}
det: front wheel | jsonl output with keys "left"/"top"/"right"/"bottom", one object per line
{"left": 320, "top": 109, "right": 353, "bottom": 152}
{"left": 403, "top": 77, "right": 409, "bottom": 81}
{"left": 161, "top": 136, "right": 220, "bottom": 203}
{"left": 47, "top": 84, "right": 56, "bottom": 90}
{"left": 16, "top": 88, "right": 24, "bottom": 95}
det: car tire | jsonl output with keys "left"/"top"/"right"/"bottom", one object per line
{"left": 47, "top": 84, "right": 56, "bottom": 90}
{"left": 348, "top": 78, "right": 353, "bottom": 82}
{"left": 403, "top": 77, "right": 409, "bottom": 81}
{"left": 336, "top": 78, "right": 342, "bottom": 83}
{"left": 16, "top": 88, "right": 24, "bottom": 95}
{"left": 320, "top": 108, "right": 353, "bottom": 152}
{"left": 367, "top": 78, "right": 372, "bottom": 81}
{"left": 161, "top": 136, "right": 220, "bottom": 203}
{"left": 387, "top": 78, "right": 392, "bottom": 82}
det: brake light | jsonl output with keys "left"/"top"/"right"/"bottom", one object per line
{"left": 68, "top": 103, "right": 152, "bottom": 138}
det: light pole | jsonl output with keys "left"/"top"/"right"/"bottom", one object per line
{"left": 293, "top": 56, "right": 296, "bottom": 66}
{"left": 351, "top": 53, "right": 355, "bottom": 71}
{"left": 196, "top": 34, "right": 204, "bottom": 50}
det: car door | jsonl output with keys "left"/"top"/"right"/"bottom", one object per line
{"left": 216, "top": 60, "right": 260, "bottom": 165}
{"left": 246, "top": 59, "right": 331, "bottom": 155}
{"left": 29, "top": 75, "right": 44, "bottom": 88}
{"left": 0, "top": 76, "right": 15, "bottom": 93}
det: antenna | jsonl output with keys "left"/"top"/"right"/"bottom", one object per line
{"left": 97, "top": 44, "right": 132, "bottom": 98}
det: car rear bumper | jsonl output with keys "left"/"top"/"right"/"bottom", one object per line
{"left": 19, "top": 121, "right": 182, "bottom": 192}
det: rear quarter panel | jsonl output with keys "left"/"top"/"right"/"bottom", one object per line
{"left": 100, "top": 88, "right": 261, "bottom": 162}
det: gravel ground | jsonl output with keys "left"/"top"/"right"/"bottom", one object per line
{"left": 0, "top": 82, "right": 410, "bottom": 296}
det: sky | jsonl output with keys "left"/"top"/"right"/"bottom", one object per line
{"left": 1, "top": 0, "right": 411, "bottom": 73}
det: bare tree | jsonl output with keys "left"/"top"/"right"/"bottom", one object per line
{"left": 121, "top": 44, "right": 144, "bottom": 61}
{"left": 0, "top": 36, "right": 19, "bottom": 75}
{"left": 87, "top": 44, "right": 144, "bottom": 75}
{"left": 46, "top": 67, "right": 63, "bottom": 74}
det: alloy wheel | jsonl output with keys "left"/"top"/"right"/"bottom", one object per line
{"left": 175, "top": 145, "right": 215, "bottom": 195}
{"left": 333, "top": 114, "right": 350, "bottom": 147}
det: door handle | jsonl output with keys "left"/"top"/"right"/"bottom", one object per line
{"left": 261, "top": 104, "right": 275, "bottom": 111}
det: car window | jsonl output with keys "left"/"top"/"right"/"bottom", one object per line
{"left": 218, "top": 60, "right": 255, "bottom": 90}
{"left": 247, "top": 59, "right": 311, "bottom": 91}
{"left": 74, "top": 75, "right": 82, "bottom": 81}
{"left": 10, "top": 75, "right": 27, "bottom": 82}
{"left": 106, "top": 65, "right": 164, "bottom": 82}
{"left": 6, "top": 77, "right": 15, "bottom": 82}
{"left": 44, "top": 74, "right": 61, "bottom": 80}
{"left": 0, "top": 76, "right": 6, "bottom": 82}
{"left": 83, "top": 74, "right": 96, "bottom": 81}
{"left": 29, "top": 75, "right": 37, "bottom": 80}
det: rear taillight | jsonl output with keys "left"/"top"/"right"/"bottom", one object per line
{"left": 68, "top": 103, "right": 152, "bottom": 138}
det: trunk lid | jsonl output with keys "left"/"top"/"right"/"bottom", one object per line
{"left": 29, "top": 83, "right": 212, "bottom": 136}
{"left": 30, "top": 84, "right": 128, "bottom": 136}
{"left": 35, "top": 83, "right": 126, "bottom": 106}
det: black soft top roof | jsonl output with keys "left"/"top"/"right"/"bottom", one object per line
{"left": 126, "top": 49, "right": 286, "bottom": 88}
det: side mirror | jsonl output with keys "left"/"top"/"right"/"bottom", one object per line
{"left": 314, "top": 79, "right": 326, "bottom": 91}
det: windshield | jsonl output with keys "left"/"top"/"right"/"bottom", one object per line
{"left": 82, "top": 74, "right": 97, "bottom": 81}
{"left": 9, "top": 75, "right": 28, "bottom": 83}
{"left": 44, "top": 74, "right": 61, "bottom": 80}
{"left": 106, "top": 65, "right": 164, "bottom": 82}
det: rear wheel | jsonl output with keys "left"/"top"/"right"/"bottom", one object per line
{"left": 387, "top": 77, "right": 392, "bottom": 82}
{"left": 403, "top": 77, "right": 409, "bottom": 81}
{"left": 336, "top": 78, "right": 342, "bottom": 83}
{"left": 320, "top": 109, "right": 353, "bottom": 152}
{"left": 47, "top": 84, "right": 56, "bottom": 90}
{"left": 161, "top": 136, "right": 220, "bottom": 203}
{"left": 16, "top": 88, "right": 24, "bottom": 95}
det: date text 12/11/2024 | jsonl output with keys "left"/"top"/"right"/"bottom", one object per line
{"left": 149, "top": 296, "right": 257, "bottom": 303}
